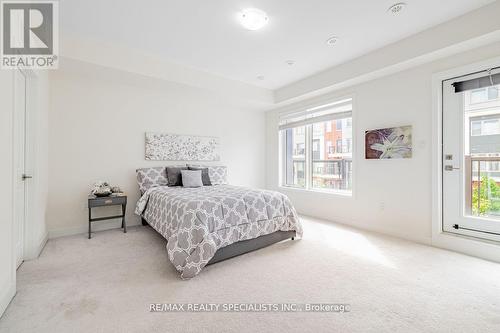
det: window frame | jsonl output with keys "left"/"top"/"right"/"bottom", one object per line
{"left": 279, "top": 96, "right": 355, "bottom": 196}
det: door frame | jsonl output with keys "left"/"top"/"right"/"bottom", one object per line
{"left": 432, "top": 56, "right": 500, "bottom": 262}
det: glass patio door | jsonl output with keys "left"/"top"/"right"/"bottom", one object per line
{"left": 442, "top": 69, "right": 500, "bottom": 241}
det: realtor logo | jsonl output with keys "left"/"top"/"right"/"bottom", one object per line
{"left": 1, "top": 1, "right": 58, "bottom": 69}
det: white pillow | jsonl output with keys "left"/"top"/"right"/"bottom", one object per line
{"left": 181, "top": 170, "right": 203, "bottom": 188}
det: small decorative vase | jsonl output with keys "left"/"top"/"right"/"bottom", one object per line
{"left": 111, "top": 186, "right": 123, "bottom": 194}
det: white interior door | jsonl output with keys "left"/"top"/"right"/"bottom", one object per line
{"left": 442, "top": 69, "right": 500, "bottom": 241}
{"left": 13, "top": 69, "right": 27, "bottom": 268}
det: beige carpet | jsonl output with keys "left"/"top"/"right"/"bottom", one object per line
{"left": 1, "top": 216, "right": 500, "bottom": 333}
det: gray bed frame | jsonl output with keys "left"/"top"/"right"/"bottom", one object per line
{"left": 141, "top": 218, "right": 295, "bottom": 265}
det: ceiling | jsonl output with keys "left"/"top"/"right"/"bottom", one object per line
{"left": 60, "top": 0, "right": 495, "bottom": 90}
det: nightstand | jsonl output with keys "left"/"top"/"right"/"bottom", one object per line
{"left": 88, "top": 194, "right": 127, "bottom": 239}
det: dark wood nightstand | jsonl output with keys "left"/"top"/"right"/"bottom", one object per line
{"left": 88, "top": 194, "right": 127, "bottom": 239}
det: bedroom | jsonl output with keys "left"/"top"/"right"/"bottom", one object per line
{"left": 1, "top": 0, "right": 500, "bottom": 332}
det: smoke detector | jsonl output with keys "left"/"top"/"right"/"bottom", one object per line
{"left": 388, "top": 2, "right": 406, "bottom": 14}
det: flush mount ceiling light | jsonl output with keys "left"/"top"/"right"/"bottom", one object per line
{"left": 285, "top": 60, "right": 295, "bottom": 66}
{"left": 238, "top": 8, "right": 269, "bottom": 31}
{"left": 387, "top": 2, "right": 407, "bottom": 14}
{"left": 256, "top": 75, "right": 265, "bottom": 80}
{"left": 325, "top": 36, "right": 339, "bottom": 46}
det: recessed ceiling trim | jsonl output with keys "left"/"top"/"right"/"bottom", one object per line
{"left": 274, "top": 29, "right": 500, "bottom": 104}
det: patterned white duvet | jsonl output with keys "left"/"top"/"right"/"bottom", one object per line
{"left": 135, "top": 185, "right": 302, "bottom": 279}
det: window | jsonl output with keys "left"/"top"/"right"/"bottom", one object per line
{"left": 284, "top": 127, "right": 306, "bottom": 187}
{"left": 471, "top": 118, "right": 500, "bottom": 136}
{"left": 313, "top": 121, "right": 352, "bottom": 190}
{"left": 327, "top": 141, "right": 334, "bottom": 154}
{"left": 336, "top": 120, "right": 342, "bottom": 130}
{"left": 470, "top": 86, "right": 499, "bottom": 104}
{"left": 294, "top": 143, "right": 305, "bottom": 155}
{"left": 471, "top": 121, "right": 482, "bottom": 136}
{"left": 336, "top": 139, "right": 342, "bottom": 154}
{"left": 487, "top": 161, "right": 500, "bottom": 172}
{"left": 312, "top": 139, "right": 321, "bottom": 160}
{"left": 483, "top": 119, "right": 500, "bottom": 135}
{"left": 346, "top": 138, "right": 352, "bottom": 153}
{"left": 489, "top": 86, "right": 499, "bottom": 100}
{"left": 279, "top": 98, "right": 353, "bottom": 193}
{"left": 470, "top": 89, "right": 487, "bottom": 104}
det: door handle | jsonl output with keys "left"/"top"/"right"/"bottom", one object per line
{"left": 444, "top": 165, "right": 459, "bottom": 171}
{"left": 22, "top": 174, "right": 33, "bottom": 180}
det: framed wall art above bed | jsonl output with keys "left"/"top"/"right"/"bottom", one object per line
{"left": 145, "top": 133, "right": 220, "bottom": 161}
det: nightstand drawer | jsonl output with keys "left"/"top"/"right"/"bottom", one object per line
{"left": 88, "top": 196, "right": 127, "bottom": 207}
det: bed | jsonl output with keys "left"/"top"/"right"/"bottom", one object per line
{"left": 134, "top": 167, "right": 302, "bottom": 279}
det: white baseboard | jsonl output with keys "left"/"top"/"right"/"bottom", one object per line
{"left": 48, "top": 219, "right": 141, "bottom": 239}
{"left": 432, "top": 232, "right": 500, "bottom": 264}
{"left": 36, "top": 232, "right": 49, "bottom": 257}
{"left": 299, "top": 214, "right": 500, "bottom": 263}
{"left": 0, "top": 282, "right": 15, "bottom": 319}
{"left": 299, "top": 213, "right": 432, "bottom": 246}
{"left": 24, "top": 231, "right": 48, "bottom": 260}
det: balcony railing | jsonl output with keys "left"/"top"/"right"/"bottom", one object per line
{"left": 465, "top": 156, "right": 500, "bottom": 217}
{"left": 312, "top": 159, "right": 352, "bottom": 190}
{"left": 287, "top": 159, "right": 352, "bottom": 190}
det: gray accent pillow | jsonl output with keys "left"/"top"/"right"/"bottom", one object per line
{"left": 181, "top": 170, "right": 203, "bottom": 188}
{"left": 188, "top": 167, "right": 212, "bottom": 186}
{"left": 166, "top": 167, "right": 188, "bottom": 186}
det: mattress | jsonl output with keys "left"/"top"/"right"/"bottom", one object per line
{"left": 135, "top": 185, "right": 302, "bottom": 279}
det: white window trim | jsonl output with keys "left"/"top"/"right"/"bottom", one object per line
{"left": 279, "top": 96, "right": 355, "bottom": 197}
{"left": 432, "top": 56, "right": 500, "bottom": 263}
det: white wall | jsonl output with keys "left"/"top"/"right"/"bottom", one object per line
{"left": 0, "top": 70, "right": 16, "bottom": 317}
{"left": 266, "top": 42, "right": 500, "bottom": 244}
{"left": 47, "top": 60, "right": 267, "bottom": 237}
